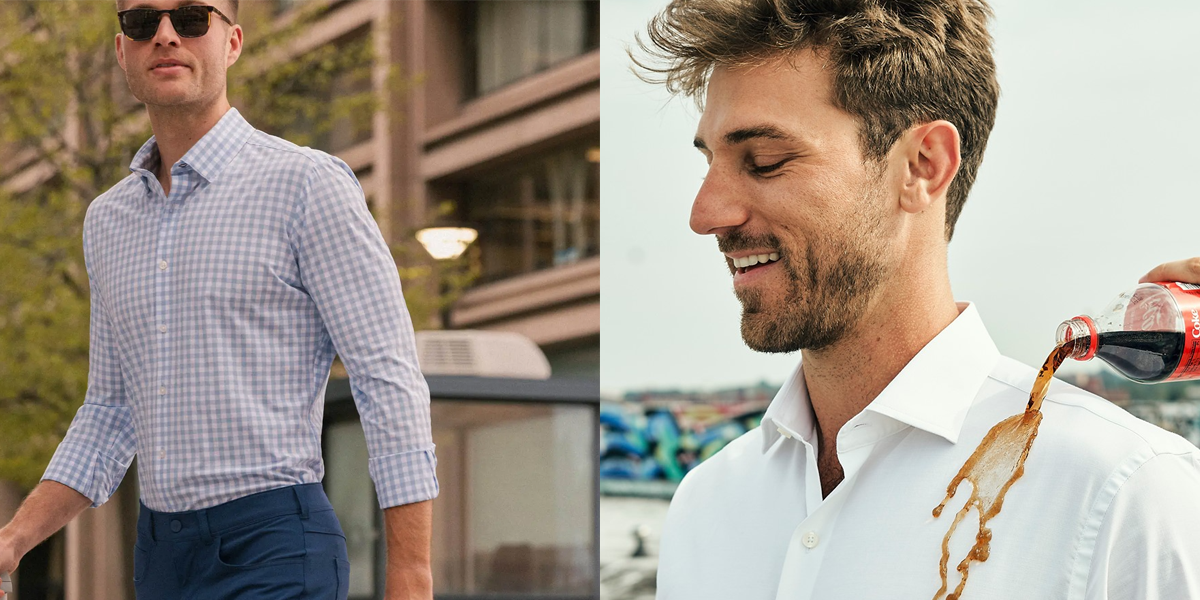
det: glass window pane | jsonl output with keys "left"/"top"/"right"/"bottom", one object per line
{"left": 431, "top": 400, "right": 596, "bottom": 595}
{"left": 472, "top": 0, "right": 599, "bottom": 96}
{"left": 459, "top": 139, "right": 600, "bottom": 282}
{"left": 325, "top": 420, "right": 378, "bottom": 597}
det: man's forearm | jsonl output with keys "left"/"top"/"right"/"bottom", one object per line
{"left": 383, "top": 499, "right": 433, "bottom": 600}
{"left": 0, "top": 480, "right": 93, "bottom": 557}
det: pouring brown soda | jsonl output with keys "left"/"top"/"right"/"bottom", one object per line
{"left": 931, "top": 282, "right": 1200, "bottom": 600}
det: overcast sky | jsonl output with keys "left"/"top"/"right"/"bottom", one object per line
{"left": 600, "top": 0, "right": 1200, "bottom": 397}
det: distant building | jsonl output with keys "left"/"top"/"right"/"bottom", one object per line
{"left": 1123, "top": 400, "right": 1200, "bottom": 447}
{"left": 624, "top": 381, "right": 779, "bottom": 409}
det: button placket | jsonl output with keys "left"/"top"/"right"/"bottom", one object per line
{"left": 152, "top": 170, "right": 188, "bottom": 486}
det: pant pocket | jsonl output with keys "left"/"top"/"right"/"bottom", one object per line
{"left": 335, "top": 558, "right": 350, "bottom": 600}
{"left": 214, "top": 513, "right": 306, "bottom": 569}
{"left": 133, "top": 544, "right": 151, "bottom": 583}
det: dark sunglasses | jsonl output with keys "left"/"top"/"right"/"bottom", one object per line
{"left": 118, "top": 5, "right": 233, "bottom": 42}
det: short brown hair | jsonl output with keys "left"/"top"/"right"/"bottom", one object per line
{"left": 634, "top": 0, "right": 1000, "bottom": 241}
{"left": 116, "top": 1, "right": 239, "bottom": 22}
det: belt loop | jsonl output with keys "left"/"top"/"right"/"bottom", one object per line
{"left": 293, "top": 485, "right": 310, "bottom": 520}
{"left": 148, "top": 510, "right": 157, "bottom": 542}
{"left": 196, "top": 509, "right": 213, "bottom": 545}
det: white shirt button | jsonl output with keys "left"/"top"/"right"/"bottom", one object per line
{"left": 802, "top": 531, "right": 819, "bottom": 549}
{"left": 158, "top": 325, "right": 167, "bottom": 333}
{"left": 159, "top": 449, "right": 165, "bottom": 459}
{"left": 159, "top": 387, "right": 166, "bottom": 395}
{"left": 158, "top": 260, "right": 168, "bottom": 270}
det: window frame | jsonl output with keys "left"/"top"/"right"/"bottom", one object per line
{"left": 322, "top": 375, "right": 600, "bottom": 600}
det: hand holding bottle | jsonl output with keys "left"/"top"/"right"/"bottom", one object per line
{"left": 1140, "top": 258, "right": 1200, "bottom": 284}
{"left": 1056, "top": 258, "right": 1200, "bottom": 383}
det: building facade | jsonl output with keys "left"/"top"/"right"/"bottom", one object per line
{"left": 255, "top": 0, "right": 600, "bottom": 372}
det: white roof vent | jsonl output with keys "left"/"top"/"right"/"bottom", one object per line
{"left": 416, "top": 330, "right": 551, "bottom": 379}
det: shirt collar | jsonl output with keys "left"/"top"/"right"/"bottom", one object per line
{"left": 760, "top": 301, "right": 999, "bottom": 452}
{"left": 129, "top": 107, "right": 254, "bottom": 185}
{"left": 760, "top": 362, "right": 817, "bottom": 452}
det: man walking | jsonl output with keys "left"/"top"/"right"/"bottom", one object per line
{"left": 634, "top": 0, "right": 1200, "bottom": 598}
{"left": 0, "top": 1, "right": 436, "bottom": 598}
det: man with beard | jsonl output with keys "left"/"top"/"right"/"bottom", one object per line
{"left": 634, "top": 1, "right": 1200, "bottom": 598}
{"left": 0, "top": 1, "right": 435, "bottom": 598}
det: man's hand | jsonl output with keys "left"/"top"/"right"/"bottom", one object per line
{"left": 0, "top": 529, "right": 24, "bottom": 598}
{"left": 1140, "top": 258, "right": 1200, "bottom": 284}
{"left": 0, "top": 481, "right": 93, "bottom": 598}
{"left": 383, "top": 499, "right": 433, "bottom": 600}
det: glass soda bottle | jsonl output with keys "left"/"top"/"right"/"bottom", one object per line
{"left": 1056, "top": 282, "right": 1200, "bottom": 383}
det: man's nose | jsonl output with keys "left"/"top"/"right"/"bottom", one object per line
{"left": 690, "top": 166, "right": 750, "bottom": 236}
{"left": 152, "top": 12, "right": 181, "bottom": 46}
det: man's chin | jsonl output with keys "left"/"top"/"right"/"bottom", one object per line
{"left": 739, "top": 312, "right": 802, "bottom": 354}
{"left": 131, "top": 84, "right": 200, "bottom": 107}
{"left": 739, "top": 310, "right": 846, "bottom": 354}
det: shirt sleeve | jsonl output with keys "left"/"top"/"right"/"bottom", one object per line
{"left": 293, "top": 155, "right": 438, "bottom": 509}
{"left": 1083, "top": 450, "right": 1200, "bottom": 599}
{"left": 41, "top": 223, "right": 138, "bottom": 509}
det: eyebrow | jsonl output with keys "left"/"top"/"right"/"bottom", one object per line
{"left": 693, "top": 125, "right": 797, "bottom": 151}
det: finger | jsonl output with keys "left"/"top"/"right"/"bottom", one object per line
{"left": 1139, "top": 258, "right": 1200, "bottom": 284}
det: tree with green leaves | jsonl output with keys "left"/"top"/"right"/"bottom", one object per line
{"left": 0, "top": 0, "right": 474, "bottom": 489}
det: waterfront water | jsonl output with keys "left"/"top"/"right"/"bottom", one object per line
{"left": 600, "top": 495, "right": 670, "bottom": 600}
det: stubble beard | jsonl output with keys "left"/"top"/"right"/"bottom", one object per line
{"left": 127, "top": 63, "right": 222, "bottom": 113}
{"left": 730, "top": 187, "right": 892, "bottom": 354}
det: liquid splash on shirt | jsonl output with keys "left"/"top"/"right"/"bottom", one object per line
{"left": 930, "top": 342, "right": 1070, "bottom": 600}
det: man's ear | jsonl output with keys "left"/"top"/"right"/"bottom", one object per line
{"left": 898, "top": 120, "right": 960, "bottom": 215}
{"left": 115, "top": 32, "right": 126, "bottom": 72}
{"left": 226, "top": 25, "right": 243, "bottom": 68}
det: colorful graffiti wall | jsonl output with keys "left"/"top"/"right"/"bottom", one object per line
{"left": 600, "top": 400, "right": 766, "bottom": 482}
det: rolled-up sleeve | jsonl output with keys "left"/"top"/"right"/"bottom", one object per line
{"left": 293, "top": 156, "right": 438, "bottom": 508}
{"left": 41, "top": 224, "right": 137, "bottom": 508}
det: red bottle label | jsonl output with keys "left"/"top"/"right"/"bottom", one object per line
{"left": 1163, "top": 282, "right": 1200, "bottom": 381}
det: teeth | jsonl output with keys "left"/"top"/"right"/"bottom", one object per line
{"left": 731, "top": 253, "right": 781, "bottom": 269}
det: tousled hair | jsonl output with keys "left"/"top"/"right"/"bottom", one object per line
{"left": 634, "top": 0, "right": 999, "bottom": 241}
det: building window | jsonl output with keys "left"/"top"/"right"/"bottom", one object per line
{"left": 431, "top": 400, "right": 596, "bottom": 595}
{"left": 467, "top": 0, "right": 599, "bottom": 97}
{"left": 455, "top": 140, "right": 600, "bottom": 283}
{"left": 324, "top": 420, "right": 378, "bottom": 597}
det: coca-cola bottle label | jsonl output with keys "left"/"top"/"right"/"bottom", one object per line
{"left": 1164, "top": 282, "right": 1200, "bottom": 380}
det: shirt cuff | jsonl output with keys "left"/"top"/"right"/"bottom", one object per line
{"left": 368, "top": 447, "right": 439, "bottom": 508}
{"left": 41, "top": 441, "right": 131, "bottom": 509}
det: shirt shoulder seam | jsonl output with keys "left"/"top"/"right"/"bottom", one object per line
{"left": 986, "top": 373, "right": 1161, "bottom": 449}
{"left": 242, "top": 133, "right": 324, "bottom": 166}
{"left": 1064, "top": 449, "right": 1196, "bottom": 599}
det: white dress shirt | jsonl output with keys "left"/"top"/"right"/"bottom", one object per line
{"left": 657, "top": 302, "right": 1200, "bottom": 600}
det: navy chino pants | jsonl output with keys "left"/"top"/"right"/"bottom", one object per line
{"left": 133, "top": 483, "right": 350, "bottom": 599}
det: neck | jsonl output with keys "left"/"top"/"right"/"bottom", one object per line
{"left": 801, "top": 258, "right": 959, "bottom": 451}
{"left": 147, "top": 97, "right": 231, "bottom": 181}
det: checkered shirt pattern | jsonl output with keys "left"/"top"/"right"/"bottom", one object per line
{"left": 41, "top": 108, "right": 438, "bottom": 511}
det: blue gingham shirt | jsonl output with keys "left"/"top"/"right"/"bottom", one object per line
{"left": 41, "top": 107, "right": 438, "bottom": 512}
